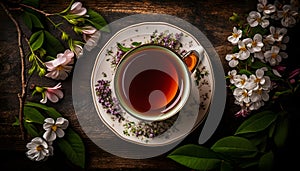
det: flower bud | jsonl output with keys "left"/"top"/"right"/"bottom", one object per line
{"left": 68, "top": 19, "right": 78, "bottom": 25}
{"left": 61, "top": 32, "right": 69, "bottom": 41}
{"left": 35, "top": 86, "right": 44, "bottom": 93}
{"left": 39, "top": 68, "right": 46, "bottom": 77}
{"left": 73, "top": 26, "right": 82, "bottom": 34}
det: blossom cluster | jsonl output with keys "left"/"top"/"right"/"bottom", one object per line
{"left": 95, "top": 79, "right": 125, "bottom": 121}
{"left": 110, "top": 30, "right": 185, "bottom": 69}
{"left": 26, "top": 117, "right": 69, "bottom": 161}
{"left": 123, "top": 117, "right": 176, "bottom": 139}
{"left": 226, "top": 0, "right": 299, "bottom": 117}
{"left": 44, "top": 2, "right": 100, "bottom": 81}
{"left": 150, "top": 30, "right": 184, "bottom": 53}
{"left": 29, "top": 1, "right": 102, "bottom": 104}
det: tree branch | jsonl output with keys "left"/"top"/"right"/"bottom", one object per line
{"left": 1, "top": 2, "right": 27, "bottom": 140}
{"left": 20, "top": 3, "right": 53, "bottom": 17}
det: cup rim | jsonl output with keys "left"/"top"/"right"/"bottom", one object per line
{"left": 113, "top": 43, "right": 192, "bottom": 122}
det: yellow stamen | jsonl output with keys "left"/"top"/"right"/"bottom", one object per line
{"left": 36, "top": 145, "right": 43, "bottom": 151}
{"left": 51, "top": 125, "right": 57, "bottom": 132}
{"left": 56, "top": 65, "right": 64, "bottom": 71}
{"left": 241, "top": 78, "right": 246, "bottom": 85}
{"left": 256, "top": 17, "right": 262, "bottom": 23}
{"left": 271, "top": 53, "right": 277, "bottom": 59}
{"left": 232, "top": 55, "right": 237, "bottom": 60}
{"left": 257, "top": 89, "right": 263, "bottom": 95}
{"left": 240, "top": 47, "right": 247, "bottom": 52}
{"left": 242, "top": 91, "right": 248, "bottom": 97}
{"left": 232, "top": 33, "right": 239, "bottom": 38}
{"left": 274, "top": 33, "right": 279, "bottom": 40}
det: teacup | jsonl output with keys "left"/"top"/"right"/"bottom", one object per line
{"left": 113, "top": 44, "right": 202, "bottom": 122}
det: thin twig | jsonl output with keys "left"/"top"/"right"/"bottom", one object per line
{"left": 1, "top": 2, "right": 26, "bottom": 140}
{"left": 20, "top": 3, "right": 53, "bottom": 17}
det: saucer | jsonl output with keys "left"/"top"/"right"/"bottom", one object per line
{"left": 90, "top": 22, "right": 213, "bottom": 146}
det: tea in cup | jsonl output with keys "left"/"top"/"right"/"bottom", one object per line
{"left": 113, "top": 44, "right": 202, "bottom": 121}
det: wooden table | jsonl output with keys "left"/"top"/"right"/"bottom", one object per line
{"left": 1, "top": 0, "right": 299, "bottom": 170}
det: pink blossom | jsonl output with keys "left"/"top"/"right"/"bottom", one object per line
{"left": 69, "top": 2, "right": 87, "bottom": 16}
{"left": 272, "top": 65, "right": 286, "bottom": 77}
{"left": 81, "top": 26, "right": 97, "bottom": 35}
{"left": 274, "top": 65, "right": 287, "bottom": 73}
{"left": 84, "top": 30, "right": 101, "bottom": 51}
{"left": 288, "top": 68, "right": 300, "bottom": 84}
{"left": 288, "top": 68, "right": 300, "bottom": 79}
{"left": 40, "top": 83, "right": 64, "bottom": 104}
{"left": 45, "top": 49, "right": 74, "bottom": 80}
{"left": 235, "top": 108, "right": 250, "bottom": 117}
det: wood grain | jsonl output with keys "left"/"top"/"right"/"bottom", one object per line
{"left": 2, "top": 0, "right": 299, "bottom": 170}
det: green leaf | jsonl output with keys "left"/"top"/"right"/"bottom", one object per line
{"left": 211, "top": 136, "right": 258, "bottom": 158}
{"left": 220, "top": 161, "right": 233, "bottom": 171}
{"left": 239, "top": 69, "right": 252, "bottom": 76}
{"left": 132, "top": 42, "right": 142, "bottom": 46}
{"left": 258, "top": 151, "right": 274, "bottom": 171}
{"left": 86, "top": 9, "right": 110, "bottom": 32}
{"left": 25, "top": 102, "right": 62, "bottom": 118}
{"left": 235, "top": 111, "right": 278, "bottom": 135}
{"left": 24, "top": 122, "right": 39, "bottom": 137}
{"left": 238, "top": 159, "right": 259, "bottom": 169}
{"left": 273, "top": 116, "right": 288, "bottom": 147}
{"left": 29, "top": 30, "right": 44, "bottom": 51}
{"left": 24, "top": 106, "right": 45, "bottom": 124}
{"left": 250, "top": 60, "right": 269, "bottom": 69}
{"left": 265, "top": 70, "right": 283, "bottom": 81}
{"left": 56, "top": 129, "right": 85, "bottom": 168}
{"left": 248, "top": 25, "right": 268, "bottom": 38}
{"left": 232, "top": 45, "right": 239, "bottom": 53}
{"left": 168, "top": 144, "right": 222, "bottom": 170}
{"left": 43, "top": 31, "right": 64, "bottom": 57}
{"left": 21, "top": 11, "right": 44, "bottom": 30}
{"left": 117, "top": 42, "right": 132, "bottom": 52}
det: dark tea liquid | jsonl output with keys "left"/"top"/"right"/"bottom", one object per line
{"left": 129, "top": 69, "right": 179, "bottom": 113}
{"left": 115, "top": 46, "right": 186, "bottom": 118}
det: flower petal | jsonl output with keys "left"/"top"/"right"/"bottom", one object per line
{"left": 44, "top": 118, "right": 55, "bottom": 124}
{"left": 40, "top": 95, "right": 47, "bottom": 104}
{"left": 56, "top": 128, "right": 65, "bottom": 138}
{"left": 46, "top": 91, "right": 59, "bottom": 103}
{"left": 43, "top": 129, "right": 57, "bottom": 142}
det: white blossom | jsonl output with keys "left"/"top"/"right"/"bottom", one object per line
{"left": 225, "top": 53, "right": 240, "bottom": 67}
{"left": 43, "top": 117, "right": 69, "bottom": 142}
{"left": 233, "top": 88, "right": 252, "bottom": 103}
{"left": 264, "top": 45, "right": 288, "bottom": 66}
{"left": 228, "top": 70, "right": 237, "bottom": 84}
{"left": 234, "top": 74, "right": 248, "bottom": 88}
{"left": 277, "top": 4, "right": 298, "bottom": 27}
{"left": 26, "top": 137, "right": 53, "bottom": 161}
{"left": 269, "top": 26, "right": 288, "bottom": 42}
{"left": 246, "top": 34, "right": 264, "bottom": 53}
{"left": 238, "top": 40, "right": 251, "bottom": 60}
{"left": 247, "top": 11, "right": 270, "bottom": 28}
{"left": 249, "top": 100, "right": 265, "bottom": 110}
{"left": 257, "top": 0, "right": 276, "bottom": 15}
{"left": 227, "top": 27, "right": 242, "bottom": 45}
